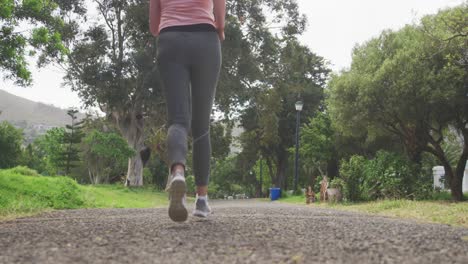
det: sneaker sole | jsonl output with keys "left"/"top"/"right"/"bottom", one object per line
{"left": 168, "top": 178, "right": 188, "bottom": 222}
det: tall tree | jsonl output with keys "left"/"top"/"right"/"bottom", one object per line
{"left": 64, "top": 0, "right": 164, "bottom": 186}
{"left": 63, "top": 109, "right": 84, "bottom": 175}
{"left": 63, "top": 0, "right": 316, "bottom": 186}
{"left": 0, "top": 0, "right": 85, "bottom": 85}
{"left": 239, "top": 39, "right": 329, "bottom": 189}
{"left": 328, "top": 5, "right": 467, "bottom": 200}
{"left": 298, "top": 111, "right": 335, "bottom": 185}
{"left": 0, "top": 121, "right": 23, "bottom": 168}
{"left": 36, "top": 127, "right": 66, "bottom": 175}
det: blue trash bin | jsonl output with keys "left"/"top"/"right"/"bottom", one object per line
{"left": 270, "top": 188, "right": 281, "bottom": 201}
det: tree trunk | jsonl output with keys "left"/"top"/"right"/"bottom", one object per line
{"left": 326, "top": 155, "right": 339, "bottom": 179}
{"left": 126, "top": 155, "right": 144, "bottom": 186}
{"left": 114, "top": 109, "right": 145, "bottom": 187}
{"left": 424, "top": 130, "right": 465, "bottom": 201}
{"left": 453, "top": 132, "right": 468, "bottom": 201}
{"left": 275, "top": 154, "right": 288, "bottom": 190}
{"left": 266, "top": 157, "right": 275, "bottom": 187}
{"left": 450, "top": 172, "right": 464, "bottom": 201}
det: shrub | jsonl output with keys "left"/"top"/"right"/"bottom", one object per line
{"left": 143, "top": 168, "right": 153, "bottom": 185}
{"left": 0, "top": 169, "right": 85, "bottom": 215}
{"left": 185, "top": 175, "right": 196, "bottom": 196}
{"left": 208, "top": 183, "right": 223, "bottom": 198}
{"left": 340, "top": 151, "right": 431, "bottom": 201}
{"left": 330, "top": 178, "right": 346, "bottom": 192}
{"left": 7, "top": 166, "right": 39, "bottom": 176}
{"left": 363, "top": 151, "right": 424, "bottom": 200}
{"left": 340, "top": 155, "right": 366, "bottom": 201}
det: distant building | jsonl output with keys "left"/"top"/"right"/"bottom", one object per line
{"left": 433, "top": 161, "right": 468, "bottom": 192}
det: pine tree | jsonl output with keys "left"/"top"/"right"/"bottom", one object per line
{"left": 62, "top": 109, "right": 84, "bottom": 175}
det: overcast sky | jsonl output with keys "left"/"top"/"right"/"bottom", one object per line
{"left": 0, "top": 0, "right": 465, "bottom": 109}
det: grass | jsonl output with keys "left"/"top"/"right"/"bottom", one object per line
{"left": 80, "top": 185, "right": 169, "bottom": 209}
{"left": 280, "top": 195, "right": 468, "bottom": 228}
{"left": 0, "top": 167, "right": 174, "bottom": 221}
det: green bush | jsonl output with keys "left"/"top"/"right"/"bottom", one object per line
{"left": 340, "top": 155, "right": 366, "bottom": 201}
{"left": 330, "top": 178, "right": 346, "bottom": 192}
{"left": 143, "top": 168, "right": 153, "bottom": 185}
{"left": 208, "top": 183, "right": 223, "bottom": 199}
{"left": 8, "top": 166, "right": 39, "bottom": 176}
{"left": 185, "top": 175, "right": 196, "bottom": 196}
{"left": 340, "top": 151, "right": 431, "bottom": 201}
{"left": 0, "top": 168, "right": 85, "bottom": 215}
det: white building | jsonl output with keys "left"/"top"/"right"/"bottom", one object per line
{"left": 433, "top": 161, "right": 468, "bottom": 192}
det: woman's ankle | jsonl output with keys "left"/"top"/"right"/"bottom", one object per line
{"left": 196, "top": 185, "right": 208, "bottom": 196}
{"left": 172, "top": 164, "right": 185, "bottom": 175}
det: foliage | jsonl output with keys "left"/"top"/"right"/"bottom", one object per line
{"left": 327, "top": 5, "right": 468, "bottom": 200}
{"left": 19, "top": 143, "right": 47, "bottom": 173}
{"left": 64, "top": 0, "right": 166, "bottom": 186}
{"left": 144, "top": 154, "right": 168, "bottom": 189}
{"left": 0, "top": 167, "right": 174, "bottom": 219}
{"left": 185, "top": 175, "right": 196, "bottom": 196}
{"left": 82, "top": 130, "right": 135, "bottom": 184}
{"left": 238, "top": 38, "right": 330, "bottom": 190}
{"left": 83, "top": 130, "right": 135, "bottom": 162}
{"left": 0, "top": 0, "right": 85, "bottom": 85}
{"left": 341, "top": 151, "right": 432, "bottom": 201}
{"left": 0, "top": 167, "right": 85, "bottom": 217}
{"left": 0, "top": 121, "right": 23, "bottom": 168}
{"left": 8, "top": 166, "right": 39, "bottom": 176}
{"left": 362, "top": 151, "right": 416, "bottom": 200}
{"left": 210, "top": 156, "right": 245, "bottom": 195}
{"left": 253, "top": 158, "right": 271, "bottom": 196}
{"left": 340, "top": 155, "right": 366, "bottom": 201}
{"left": 297, "top": 111, "right": 336, "bottom": 185}
{"left": 329, "top": 178, "right": 346, "bottom": 192}
{"left": 35, "top": 127, "right": 66, "bottom": 175}
{"left": 211, "top": 120, "right": 233, "bottom": 161}
{"left": 63, "top": 109, "right": 85, "bottom": 175}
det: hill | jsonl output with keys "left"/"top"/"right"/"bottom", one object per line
{"left": 0, "top": 89, "right": 84, "bottom": 144}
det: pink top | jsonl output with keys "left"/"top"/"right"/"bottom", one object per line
{"left": 158, "top": 0, "right": 216, "bottom": 32}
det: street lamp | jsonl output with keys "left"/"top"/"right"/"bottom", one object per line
{"left": 294, "top": 100, "right": 303, "bottom": 192}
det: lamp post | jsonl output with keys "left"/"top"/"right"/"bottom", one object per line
{"left": 294, "top": 100, "right": 303, "bottom": 192}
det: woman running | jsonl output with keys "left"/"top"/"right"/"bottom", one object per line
{"left": 149, "top": 0, "right": 225, "bottom": 222}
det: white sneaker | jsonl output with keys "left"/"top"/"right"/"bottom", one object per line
{"left": 168, "top": 173, "right": 188, "bottom": 222}
{"left": 193, "top": 195, "right": 212, "bottom": 218}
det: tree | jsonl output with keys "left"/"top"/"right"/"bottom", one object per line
{"left": 63, "top": 109, "right": 84, "bottom": 175}
{"left": 36, "top": 127, "right": 66, "bottom": 175}
{"left": 63, "top": 0, "right": 316, "bottom": 186}
{"left": 64, "top": 0, "right": 164, "bottom": 186}
{"left": 82, "top": 130, "right": 134, "bottom": 184}
{"left": 328, "top": 6, "right": 467, "bottom": 200}
{"left": 0, "top": 0, "right": 85, "bottom": 85}
{"left": 0, "top": 121, "right": 23, "bottom": 168}
{"left": 211, "top": 120, "right": 233, "bottom": 161}
{"left": 239, "top": 38, "right": 330, "bottom": 190}
{"left": 298, "top": 111, "right": 335, "bottom": 186}
{"left": 20, "top": 142, "right": 47, "bottom": 173}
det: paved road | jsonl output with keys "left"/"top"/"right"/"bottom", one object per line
{"left": 1, "top": 201, "right": 467, "bottom": 264}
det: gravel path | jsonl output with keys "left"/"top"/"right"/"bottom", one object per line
{"left": 1, "top": 200, "right": 467, "bottom": 264}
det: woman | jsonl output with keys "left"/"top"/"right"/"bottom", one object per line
{"left": 149, "top": 0, "right": 225, "bottom": 222}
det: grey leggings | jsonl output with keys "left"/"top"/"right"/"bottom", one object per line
{"left": 157, "top": 31, "right": 221, "bottom": 186}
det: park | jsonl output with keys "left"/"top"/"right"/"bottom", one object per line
{"left": 0, "top": 0, "right": 467, "bottom": 263}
